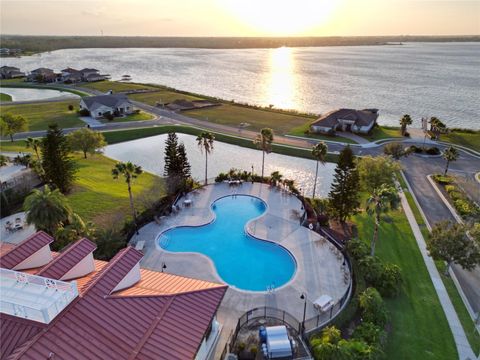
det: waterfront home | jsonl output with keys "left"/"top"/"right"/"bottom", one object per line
{"left": 0, "top": 66, "right": 25, "bottom": 79}
{"left": 0, "top": 231, "right": 227, "bottom": 360}
{"left": 80, "top": 68, "right": 106, "bottom": 82}
{"left": 61, "top": 67, "right": 83, "bottom": 83}
{"left": 80, "top": 94, "right": 134, "bottom": 118}
{"left": 310, "top": 108, "right": 379, "bottom": 135}
{"left": 27, "top": 67, "right": 58, "bottom": 83}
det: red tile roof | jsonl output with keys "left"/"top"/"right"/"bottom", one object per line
{"left": 37, "top": 238, "right": 96, "bottom": 279}
{"left": 0, "top": 231, "right": 53, "bottom": 269}
{"left": 1, "top": 237, "right": 227, "bottom": 360}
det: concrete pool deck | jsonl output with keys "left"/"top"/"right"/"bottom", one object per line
{"left": 132, "top": 182, "right": 350, "bottom": 354}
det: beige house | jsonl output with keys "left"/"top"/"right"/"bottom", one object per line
{"left": 310, "top": 108, "right": 379, "bottom": 135}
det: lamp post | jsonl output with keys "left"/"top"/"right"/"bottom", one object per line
{"left": 300, "top": 293, "right": 307, "bottom": 334}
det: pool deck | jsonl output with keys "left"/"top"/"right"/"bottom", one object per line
{"left": 132, "top": 182, "right": 350, "bottom": 356}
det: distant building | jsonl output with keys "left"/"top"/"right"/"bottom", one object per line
{"left": 0, "top": 231, "right": 227, "bottom": 360}
{"left": 0, "top": 66, "right": 25, "bottom": 79}
{"left": 28, "top": 67, "right": 59, "bottom": 83}
{"left": 310, "top": 108, "right": 379, "bottom": 135}
{"left": 80, "top": 94, "right": 134, "bottom": 118}
{"left": 61, "top": 67, "right": 83, "bottom": 83}
{"left": 80, "top": 68, "right": 106, "bottom": 82}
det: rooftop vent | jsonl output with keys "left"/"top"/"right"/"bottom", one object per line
{"left": 0, "top": 268, "right": 78, "bottom": 324}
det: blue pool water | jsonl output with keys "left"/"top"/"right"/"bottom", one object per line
{"left": 159, "top": 195, "right": 296, "bottom": 291}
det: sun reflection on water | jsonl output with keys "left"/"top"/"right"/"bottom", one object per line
{"left": 266, "top": 47, "right": 297, "bottom": 110}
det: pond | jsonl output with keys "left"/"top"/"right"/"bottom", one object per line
{"left": 0, "top": 87, "right": 80, "bottom": 102}
{"left": 104, "top": 133, "right": 335, "bottom": 198}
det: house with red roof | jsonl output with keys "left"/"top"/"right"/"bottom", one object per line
{"left": 0, "top": 232, "right": 227, "bottom": 360}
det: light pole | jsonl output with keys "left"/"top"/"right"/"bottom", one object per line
{"left": 300, "top": 293, "right": 307, "bottom": 334}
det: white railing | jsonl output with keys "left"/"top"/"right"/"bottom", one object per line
{"left": 0, "top": 268, "right": 78, "bottom": 324}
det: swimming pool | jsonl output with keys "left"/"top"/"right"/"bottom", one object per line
{"left": 158, "top": 195, "right": 296, "bottom": 291}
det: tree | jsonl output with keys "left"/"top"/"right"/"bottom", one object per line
{"left": 357, "top": 155, "right": 401, "bottom": 193}
{"left": 383, "top": 142, "right": 407, "bottom": 160}
{"left": 312, "top": 142, "right": 328, "bottom": 198}
{"left": 442, "top": 146, "right": 459, "bottom": 175}
{"left": 55, "top": 213, "right": 96, "bottom": 250}
{"left": 68, "top": 128, "right": 107, "bottom": 159}
{"left": 41, "top": 124, "right": 77, "bottom": 193}
{"left": 366, "top": 184, "right": 399, "bottom": 256}
{"left": 254, "top": 128, "right": 274, "bottom": 178}
{"left": 164, "top": 132, "right": 179, "bottom": 176}
{"left": 25, "top": 137, "right": 42, "bottom": 160}
{"left": 112, "top": 161, "right": 143, "bottom": 232}
{"left": 0, "top": 113, "right": 28, "bottom": 142}
{"left": 196, "top": 132, "right": 214, "bottom": 185}
{"left": 399, "top": 114, "right": 412, "bottom": 136}
{"left": 429, "top": 117, "right": 446, "bottom": 140}
{"left": 328, "top": 146, "right": 360, "bottom": 223}
{"left": 427, "top": 221, "right": 480, "bottom": 276}
{"left": 23, "top": 185, "right": 72, "bottom": 235}
{"left": 269, "top": 171, "right": 283, "bottom": 187}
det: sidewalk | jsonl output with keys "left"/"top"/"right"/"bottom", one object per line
{"left": 399, "top": 190, "right": 476, "bottom": 360}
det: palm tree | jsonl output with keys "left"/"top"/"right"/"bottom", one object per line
{"left": 112, "top": 161, "right": 143, "bottom": 232}
{"left": 196, "top": 132, "right": 215, "bottom": 185}
{"left": 366, "top": 184, "right": 400, "bottom": 256}
{"left": 399, "top": 114, "right": 412, "bottom": 136}
{"left": 429, "top": 117, "right": 446, "bottom": 140}
{"left": 254, "top": 128, "right": 274, "bottom": 179}
{"left": 269, "top": 171, "right": 283, "bottom": 187}
{"left": 311, "top": 142, "right": 328, "bottom": 198}
{"left": 23, "top": 185, "right": 72, "bottom": 235}
{"left": 443, "top": 146, "right": 459, "bottom": 175}
{"left": 25, "top": 137, "right": 41, "bottom": 160}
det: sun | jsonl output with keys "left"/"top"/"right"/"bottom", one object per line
{"left": 219, "top": 0, "right": 341, "bottom": 35}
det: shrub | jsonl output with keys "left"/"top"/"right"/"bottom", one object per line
{"left": 347, "top": 238, "right": 370, "bottom": 261}
{"left": 425, "top": 147, "right": 440, "bottom": 155}
{"left": 432, "top": 174, "right": 453, "bottom": 184}
{"left": 359, "top": 288, "right": 389, "bottom": 327}
{"left": 445, "top": 185, "right": 456, "bottom": 193}
{"left": 68, "top": 104, "right": 74, "bottom": 111}
{"left": 78, "top": 108, "right": 90, "bottom": 116}
{"left": 352, "top": 322, "right": 386, "bottom": 347}
{"left": 0, "top": 154, "right": 7, "bottom": 167}
{"left": 449, "top": 191, "right": 463, "bottom": 202}
{"left": 403, "top": 131, "right": 410, "bottom": 137}
{"left": 454, "top": 199, "right": 474, "bottom": 216}
{"left": 103, "top": 111, "right": 114, "bottom": 121}
{"left": 408, "top": 145, "right": 422, "bottom": 153}
{"left": 376, "top": 263, "right": 403, "bottom": 297}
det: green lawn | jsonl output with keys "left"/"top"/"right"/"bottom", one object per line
{"left": 128, "top": 90, "right": 202, "bottom": 105}
{"left": 0, "top": 101, "right": 84, "bottom": 131}
{"left": 0, "top": 92, "right": 12, "bottom": 102}
{"left": 81, "top": 80, "right": 158, "bottom": 93}
{"left": 288, "top": 122, "right": 358, "bottom": 144}
{"left": 0, "top": 140, "right": 32, "bottom": 153}
{"left": 362, "top": 126, "right": 403, "bottom": 142}
{"left": 353, "top": 203, "right": 457, "bottom": 359}
{"left": 101, "top": 111, "right": 154, "bottom": 123}
{"left": 442, "top": 130, "right": 480, "bottom": 153}
{"left": 184, "top": 103, "right": 314, "bottom": 135}
{"left": 67, "top": 154, "right": 165, "bottom": 228}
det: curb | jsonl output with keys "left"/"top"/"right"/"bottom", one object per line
{"left": 426, "top": 175, "right": 464, "bottom": 224}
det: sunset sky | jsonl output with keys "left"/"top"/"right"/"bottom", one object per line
{"left": 1, "top": 0, "right": 479, "bottom": 36}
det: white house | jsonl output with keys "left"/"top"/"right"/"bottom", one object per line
{"left": 79, "top": 94, "right": 134, "bottom": 119}
{"left": 310, "top": 108, "right": 379, "bottom": 135}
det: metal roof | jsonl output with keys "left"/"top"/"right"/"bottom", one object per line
{"left": 0, "top": 231, "right": 53, "bottom": 269}
{"left": 1, "top": 235, "right": 227, "bottom": 360}
{"left": 37, "top": 238, "right": 96, "bottom": 280}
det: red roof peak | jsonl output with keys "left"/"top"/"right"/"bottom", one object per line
{"left": 0, "top": 231, "right": 53, "bottom": 270}
{"left": 37, "top": 238, "right": 97, "bottom": 280}
{"left": 81, "top": 246, "right": 143, "bottom": 296}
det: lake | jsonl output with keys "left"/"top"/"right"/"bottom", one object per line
{"left": 3, "top": 42, "right": 479, "bottom": 129}
{"left": 104, "top": 133, "right": 335, "bottom": 198}
{"left": 0, "top": 87, "right": 79, "bottom": 102}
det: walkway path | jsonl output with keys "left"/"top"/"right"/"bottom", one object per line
{"left": 399, "top": 189, "right": 476, "bottom": 360}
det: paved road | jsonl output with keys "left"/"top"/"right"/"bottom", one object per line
{"left": 402, "top": 153, "right": 480, "bottom": 315}
{"left": 3, "top": 85, "right": 480, "bottom": 316}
